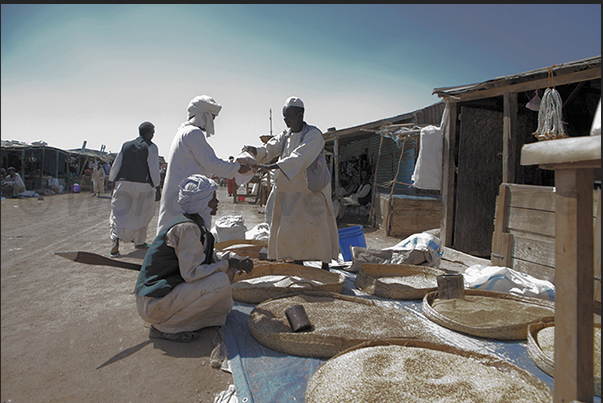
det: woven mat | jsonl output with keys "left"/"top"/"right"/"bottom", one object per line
{"left": 222, "top": 269, "right": 559, "bottom": 403}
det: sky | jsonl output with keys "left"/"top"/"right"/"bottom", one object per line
{"left": 1, "top": 4, "right": 601, "bottom": 160}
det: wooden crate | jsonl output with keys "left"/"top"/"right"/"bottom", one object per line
{"left": 491, "top": 183, "right": 601, "bottom": 307}
{"left": 379, "top": 194, "right": 442, "bottom": 238}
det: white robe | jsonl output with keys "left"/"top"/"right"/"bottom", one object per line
{"left": 136, "top": 221, "right": 234, "bottom": 333}
{"left": 109, "top": 143, "right": 160, "bottom": 244}
{"left": 256, "top": 124, "right": 339, "bottom": 263}
{"left": 156, "top": 124, "right": 240, "bottom": 235}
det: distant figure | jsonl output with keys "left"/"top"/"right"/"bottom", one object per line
{"left": 1, "top": 167, "right": 26, "bottom": 198}
{"left": 91, "top": 162, "right": 106, "bottom": 197}
{"left": 226, "top": 156, "right": 236, "bottom": 196}
{"left": 156, "top": 95, "right": 251, "bottom": 235}
{"left": 243, "top": 96, "right": 339, "bottom": 270}
{"left": 108, "top": 121, "right": 161, "bottom": 257}
{"left": 134, "top": 174, "right": 253, "bottom": 342}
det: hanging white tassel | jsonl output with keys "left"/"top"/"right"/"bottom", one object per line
{"left": 533, "top": 68, "right": 567, "bottom": 141}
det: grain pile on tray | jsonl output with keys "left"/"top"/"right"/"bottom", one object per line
{"left": 355, "top": 263, "right": 446, "bottom": 300}
{"left": 214, "top": 238, "right": 268, "bottom": 260}
{"left": 305, "top": 340, "right": 552, "bottom": 403}
{"left": 248, "top": 291, "right": 441, "bottom": 358}
{"left": 231, "top": 263, "right": 344, "bottom": 304}
{"left": 422, "top": 289, "right": 554, "bottom": 340}
{"left": 527, "top": 317, "right": 601, "bottom": 397}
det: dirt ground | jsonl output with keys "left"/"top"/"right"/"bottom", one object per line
{"left": 1, "top": 185, "right": 401, "bottom": 403}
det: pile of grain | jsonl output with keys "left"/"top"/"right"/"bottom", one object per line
{"left": 536, "top": 325, "right": 601, "bottom": 379}
{"left": 431, "top": 295, "right": 554, "bottom": 328}
{"left": 305, "top": 344, "right": 551, "bottom": 403}
{"left": 249, "top": 293, "right": 440, "bottom": 358}
{"left": 232, "top": 275, "right": 324, "bottom": 289}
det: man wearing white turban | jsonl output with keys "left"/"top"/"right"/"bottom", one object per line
{"left": 243, "top": 97, "right": 339, "bottom": 269}
{"left": 134, "top": 174, "right": 253, "bottom": 342}
{"left": 156, "top": 95, "right": 251, "bottom": 235}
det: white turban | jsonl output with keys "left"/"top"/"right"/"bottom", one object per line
{"left": 282, "top": 96, "right": 304, "bottom": 114}
{"left": 186, "top": 95, "right": 222, "bottom": 137}
{"left": 177, "top": 174, "right": 218, "bottom": 228}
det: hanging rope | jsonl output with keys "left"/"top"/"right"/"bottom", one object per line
{"left": 533, "top": 66, "right": 567, "bottom": 141}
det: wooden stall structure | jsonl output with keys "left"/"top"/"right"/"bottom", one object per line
{"left": 324, "top": 102, "right": 445, "bottom": 236}
{"left": 432, "top": 55, "right": 601, "bottom": 258}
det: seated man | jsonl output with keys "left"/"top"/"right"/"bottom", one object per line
{"left": 134, "top": 174, "right": 253, "bottom": 342}
{"left": 338, "top": 170, "right": 372, "bottom": 218}
{"left": 1, "top": 167, "right": 26, "bottom": 198}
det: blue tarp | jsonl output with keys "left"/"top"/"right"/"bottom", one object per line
{"left": 222, "top": 270, "right": 599, "bottom": 403}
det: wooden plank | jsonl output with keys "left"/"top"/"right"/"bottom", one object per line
{"left": 594, "top": 189, "right": 601, "bottom": 308}
{"left": 506, "top": 184, "right": 555, "bottom": 210}
{"left": 510, "top": 233, "right": 556, "bottom": 269}
{"left": 507, "top": 207, "right": 556, "bottom": 237}
{"left": 491, "top": 183, "right": 510, "bottom": 266}
{"left": 512, "top": 259, "right": 556, "bottom": 283}
{"left": 553, "top": 168, "right": 594, "bottom": 403}
{"left": 440, "top": 101, "right": 457, "bottom": 247}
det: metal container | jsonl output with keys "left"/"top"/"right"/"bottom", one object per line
{"left": 285, "top": 304, "right": 312, "bottom": 332}
{"left": 436, "top": 274, "right": 465, "bottom": 299}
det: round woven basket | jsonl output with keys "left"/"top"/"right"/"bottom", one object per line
{"left": 231, "top": 263, "right": 344, "bottom": 304}
{"left": 527, "top": 317, "right": 601, "bottom": 397}
{"left": 422, "top": 289, "right": 555, "bottom": 340}
{"left": 215, "top": 238, "right": 268, "bottom": 260}
{"left": 248, "top": 291, "right": 442, "bottom": 358}
{"left": 355, "top": 263, "right": 446, "bottom": 300}
{"left": 305, "top": 338, "right": 552, "bottom": 403}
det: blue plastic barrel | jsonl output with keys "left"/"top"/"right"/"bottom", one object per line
{"left": 338, "top": 225, "right": 366, "bottom": 261}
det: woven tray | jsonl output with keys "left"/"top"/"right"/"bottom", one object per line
{"left": 248, "top": 291, "right": 441, "bottom": 358}
{"left": 355, "top": 263, "right": 446, "bottom": 300}
{"left": 422, "top": 289, "right": 555, "bottom": 340}
{"left": 231, "top": 263, "right": 344, "bottom": 304}
{"left": 527, "top": 317, "right": 601, "bottom": 397}
{"left": 215, "top": 238, "right": 268, "bottom": 260}
{"left": 305, "top": 339, "right": 552, "bottom": 403}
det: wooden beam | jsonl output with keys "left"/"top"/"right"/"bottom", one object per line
{"left": 440, "top": 101, "right": 457, "bottom": 247}
{"left": 437, "top": 67, "right": 600, "bottom": 103}
{"left": 502, "top": 93, "right": 518, "bottom": 184}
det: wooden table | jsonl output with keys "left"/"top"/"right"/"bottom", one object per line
{"left": 521, "top": 135, "right": 601, "bottom": 403}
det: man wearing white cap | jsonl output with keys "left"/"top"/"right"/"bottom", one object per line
{"left": 134, "top": 174, "right": 253, "bottom": 342}
{"left": 243, "top": 97, "right": 339, "bottom": 269}
{"left": 156, "top": 95, "right": 252, "bottom": 235}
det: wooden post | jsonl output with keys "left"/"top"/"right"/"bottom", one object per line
{"left": 441, "top": 101, "right": 457, "bottom": 247}
{"left": 369, "top": 135, "right": 384, "bottom": 227}
{"left": 503, "top": 92, "right": 518, "bottom": 184}
{"left": 553, "top": 166, "right": 594, "bottom": 403}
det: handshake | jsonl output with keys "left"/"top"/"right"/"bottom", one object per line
{"left": 235, "top": 145, "right": 279, "bottom": 173}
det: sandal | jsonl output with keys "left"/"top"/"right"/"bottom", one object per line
{"left": 149, "top": 326, "right": 203, "bottom": 343}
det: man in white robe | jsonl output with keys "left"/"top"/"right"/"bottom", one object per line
{"left": 156, "top": 95, "right": 251, "bottom": 235}
{"left": 244, "top": 97, "right": 339, "bottom": 269}
{"left": 109, "top": 121, "right": 161, "bottom": 256}
{"left": 134, "top": 174, "right": 252, "bottom": 342}
{"left": 91, "top": 161, "right": 105, "bottom": 197}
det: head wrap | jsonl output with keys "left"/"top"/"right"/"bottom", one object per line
{"left": 177, "top": 174, "right": 218, "bottom": 228}
{"left": 138, "top": 121, "right": 155, "bottom": 138}
{"left": 186, "top": 95, "right": 222, "bottom": 137}
{"left": 282, "top": 96, "right": 304, "bottom": 114}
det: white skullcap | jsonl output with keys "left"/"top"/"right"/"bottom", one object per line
{"left": 186, "top": 95, "right": 222, "bottom": 137}
{"left": 283, "top": 96, "right": 304, "bottom": 109}
{"left": 178, "top": 174, "right": 218, "bottom": 227}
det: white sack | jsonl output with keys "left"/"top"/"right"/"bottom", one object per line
{"left": 211, "top": 215, "right": 247, "bottom": 243}
{"left": 463, "top": 264, "right": 555, "bottom": 301}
